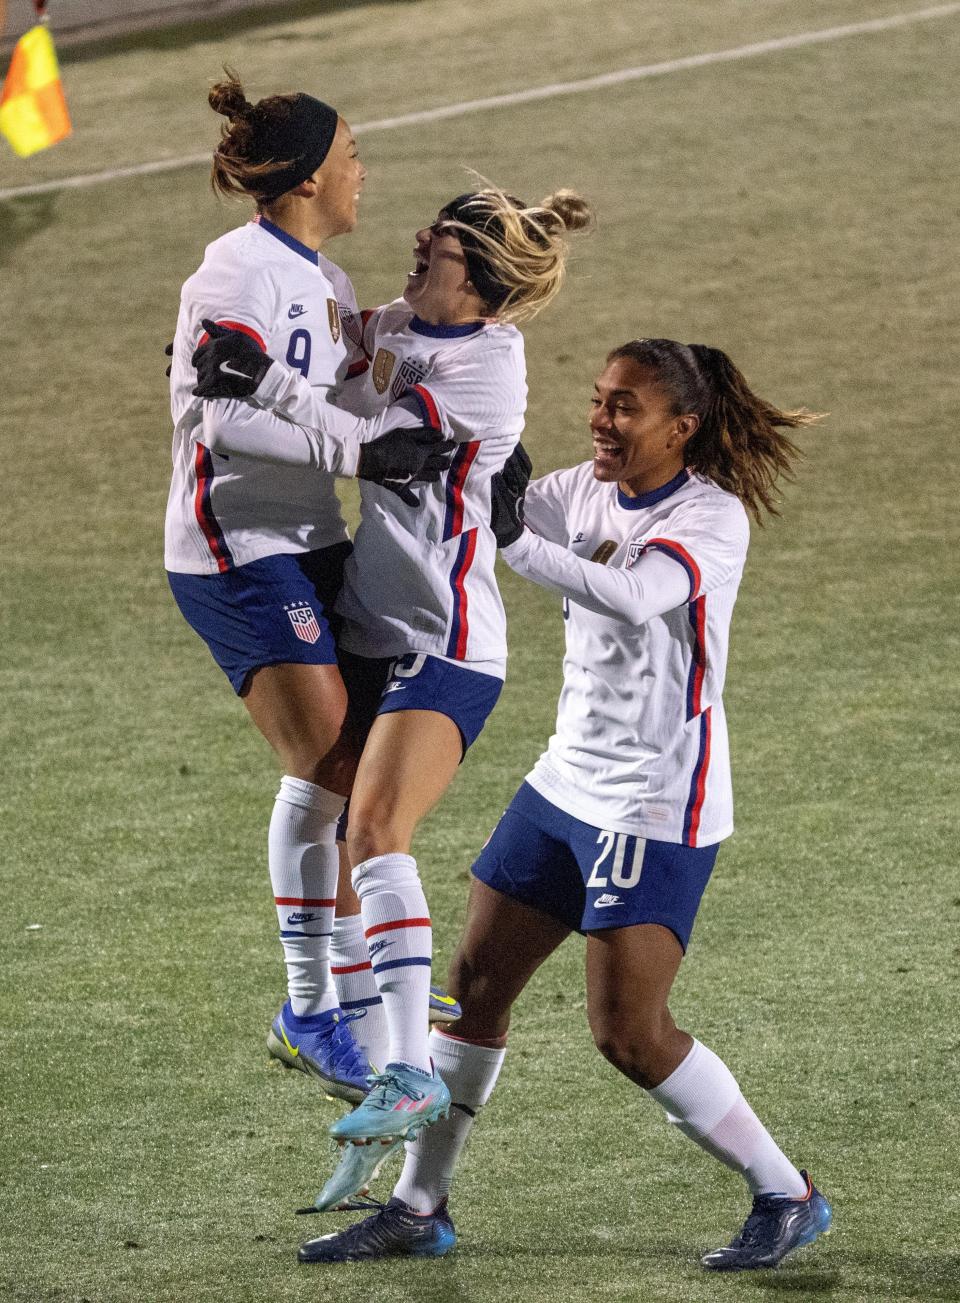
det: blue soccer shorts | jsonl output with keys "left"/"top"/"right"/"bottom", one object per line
{"left": 167, "top": 542, "right": 351, "bottom": 694}
{"left": 339, "top": 650, "right": 503, "bottom": 755}
{"left": 471, "top": 781, "right": 720, "bottom": 949}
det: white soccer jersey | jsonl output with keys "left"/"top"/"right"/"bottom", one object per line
{"left": 164, "top": 215, "right": 371, "bottom": 574}
{"left": 503, "top": 465, "right": 750, "bottom": 847}
{"left": 256, "top": 299, "right": 527, "bottom": 666}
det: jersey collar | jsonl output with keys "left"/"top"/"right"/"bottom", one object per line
{"left": 616, "top": 468, "right": 690, "bottom": 510}
{"left": 409, "top": 315, "right": 485, "bottom": 339}
{"left": 252, "top": 215, "right": 320, "bottom": 267}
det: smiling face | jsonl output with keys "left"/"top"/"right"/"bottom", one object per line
{"left": 312, "top": 118, "right": 366, "bottom": 236}
{"left": 403, "top": 213, "right": 488, "bottom": 324}
{"left": 590, "top": 355, "right": 700, "bottom": 496}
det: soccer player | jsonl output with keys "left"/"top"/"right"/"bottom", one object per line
{"left": 191, "top": 184, "right": 594, "bottom": 1204}
{"left": 297, "top": 338, "right": 833, "bottom": 1271}
{"left": 165, "top": 72, "right": 454, "bottom": 1104}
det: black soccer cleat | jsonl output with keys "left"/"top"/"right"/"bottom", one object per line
{"left": 298, "top": 1196, "right": 456, "bottom": 1263}
{"left": 701, "top": 1171, "right": 832, "bottom": 1271}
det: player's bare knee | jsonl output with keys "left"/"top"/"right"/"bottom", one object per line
{"left": 590, "top": 1014, "right": 669, "bottom": 1087}
{"left": 346, "top": 813, "right": 409, "bottom": 866}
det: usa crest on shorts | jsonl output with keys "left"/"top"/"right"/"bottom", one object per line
{"left": 284, "top": 600, "right": 322, "bottom": 644}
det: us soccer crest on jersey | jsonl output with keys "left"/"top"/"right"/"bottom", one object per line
{"left": 165, "top": 214, "right": 364, "bottom": 576}
{"left": 515, "top": 465, "right": 751, "bottom": 849}
{"left": 331, "top": 298, "right": 529, "bottom": 665}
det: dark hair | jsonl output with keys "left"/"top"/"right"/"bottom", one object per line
{"left": 606, "top": 339, "right": 822, "bottom": 522}
{"left": 208, "top": 68, "right": 338, "bottom": 205}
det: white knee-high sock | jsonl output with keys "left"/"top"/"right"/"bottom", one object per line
{"left": 393, "top": 1028, "right": 507, "bottom": 1213}
{"left": 329, "top": 911, "right": 390, "bottom": 1070}
{"left": 351, "top": 852, "right": 432, "bottom": 1072}
{"left": 268, "top": 776, "right": 344, "bottom": 1017}
{"left": 647, "top": 1038, "right": 807, "bottom": 1197}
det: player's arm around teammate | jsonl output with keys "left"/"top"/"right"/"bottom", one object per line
{"left": 298, "top": 340, "right": 832, "bottom": 1271}
{"left": 194, "top": 183, "right": 594, "bottom": 1205}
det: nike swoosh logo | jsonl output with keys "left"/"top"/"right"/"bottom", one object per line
{"left": 280, "top": 1025, "right": 299, "bottom": 1057}
{"left": 432, "top": 994, "right": 457, "bottom": 1006}
{"left": 288, "top": 307, "right": 306, "bottom": 318}
{"left": 219, "top": 360, "right": 250, "bottom": 378}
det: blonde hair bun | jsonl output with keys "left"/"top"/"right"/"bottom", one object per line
{"left": 540, "top": 189, "right": 596, "bottom": 234}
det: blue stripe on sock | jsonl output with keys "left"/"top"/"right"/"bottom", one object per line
{"left": 371, "top": 956, "right": 433, "bottom": 975}
{"left": 279, "top": 930, "right": 334, "bottom": 938}
{"left": 340, "top": 996, "right": 384, "bottom": 1009}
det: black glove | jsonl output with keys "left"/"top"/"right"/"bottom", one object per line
{"left": 191, "top": 319, "right": 274, "bottom": 398}
{"left": 490, "top": 442, "right": 532, "bottom": 547}
{"left": 357, "top": 428, "right": 455, "bottom": 508}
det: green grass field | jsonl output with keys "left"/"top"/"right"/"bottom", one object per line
{"left": 2, "top": 1, "right": 959, "bottom": 1299}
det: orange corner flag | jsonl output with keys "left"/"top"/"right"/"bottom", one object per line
{"left": 0, "top": 24, "right": 72, "bottom": 158}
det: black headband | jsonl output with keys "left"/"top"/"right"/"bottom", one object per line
{"left": 441, "top": 191, "right": 526, "bottom": 309}
{"left": 244, "top": 93, "right": 339, "bottom": 199}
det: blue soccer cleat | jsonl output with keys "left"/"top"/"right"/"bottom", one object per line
{"left": 701, "top": 1171, "right": 832, "bottom": 1271}
{"left": 311, "top": 1135, "right": 406, "bottom": 1212}
{"left": 267, "top": 1002, "right": 372, "bottom": 1105}
{"left": 298, "top": 1196, "right": 456, "bottom": 1263}
{"left": 329, "top": 1061, "right": 450, "bottom": 1143}
{"left": 428, "top": 985, "right": 461, "bottom": 1024}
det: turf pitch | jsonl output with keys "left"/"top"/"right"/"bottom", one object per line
{"left": 2, "top": 1, "right": 959, "bottom": 1299}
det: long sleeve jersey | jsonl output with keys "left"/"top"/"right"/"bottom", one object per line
{"left": 253, "top": 300, "right": 528, "bottom": 665}
{"left": 164, "top": 218, "right": 424, "bottom": 574}
{"left": 503, "top": 465, "right": 750, "bottom": 847}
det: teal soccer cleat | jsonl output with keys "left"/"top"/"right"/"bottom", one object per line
{"left": 310, "top": 1134, "right": 406, "bottom": 1212}
{"left": 299, "top": 1197, "right": 456, "bottom": 1263}
{"left": 329, "top": 1061, "right": 450, "bottom": 1143}
{"left": 267, "top": 1002, "right": 372, "bottom": 1105}
{"left": 701, "top": 1171, "right": 832, "bottom": 1270}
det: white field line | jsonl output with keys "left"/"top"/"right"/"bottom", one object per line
{"left": 1, "top": 3, "right": 958, "bottom": 202}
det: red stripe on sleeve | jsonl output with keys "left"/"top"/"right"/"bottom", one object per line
{"left": 411, "top": 383, "right": 442, "bottom": 430}
{"left": 197, "top": 319, "right": 267, "bottom": 351}
{"left": 645, "top": 537, "right": 702, "bottom": 599}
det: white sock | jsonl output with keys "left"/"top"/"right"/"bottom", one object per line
{"left": 329, "top": 911, "right": 390, "bottom": 1070}
{"left": 393, "top": 1028, "right": 506, "bottom": 1213}
{"left": 268, "top": 776, "right": 344, "bottom": 1018}
{"left": 648, "top": 1038, "right": 807, "bottom": 1197}
{"left": 351, "top": 852, "right": 432, "bottom": 1072}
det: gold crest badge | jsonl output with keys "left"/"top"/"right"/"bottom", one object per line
{"left": 372, "top": 348, "right": 396, "bottom": 394}
{"left": 327, "top": 299, "right": 341, "bottom": 343}
{"left": 590, "top": 541, "right": 618, "bottom": 565}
